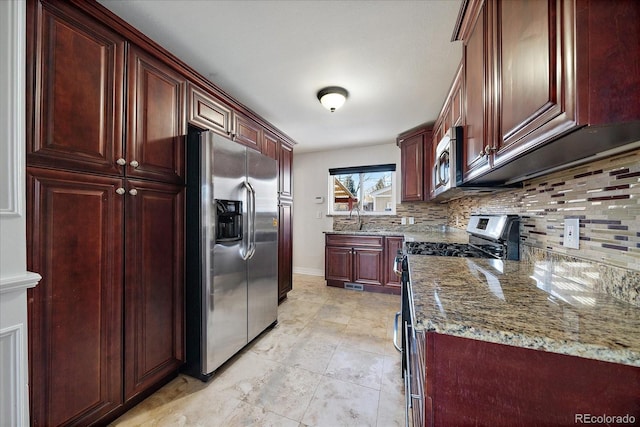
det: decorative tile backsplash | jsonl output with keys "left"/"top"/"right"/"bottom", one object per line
{"left": 447, "top": 148, "right": 640, "bottom": 272}
{"left": 332, "top": 202, "right": 447, "bottom": 231}
{"left": 332, "top": 147, "right": 640, "bottom": 273}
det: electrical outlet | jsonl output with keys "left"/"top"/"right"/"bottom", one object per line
{"left": 408, "top": 217, "right": 415, "bottom": 225}
{"left": 563, "top": 218, "right": 580, "bottom": 249}
{"left": 401, "top": 217, "right": 407, "bottom": 225}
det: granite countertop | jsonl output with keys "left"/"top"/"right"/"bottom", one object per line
{"left": 325, "top": 225, "right": 468, "bottom": 242}
{"left": 403, "top": 228, "right": 468, "bottom": 244}
{"left": 407, "top": 255, "right": 640, "bottom": 367}
{"left": 324, "top": 230, "right": 405, "bottom": 237}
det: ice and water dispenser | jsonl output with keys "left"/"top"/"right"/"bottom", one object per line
{"left": 215, "top": 199, "right": 242, "bottom": 242}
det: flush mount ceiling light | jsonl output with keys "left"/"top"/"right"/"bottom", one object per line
{"left": 317, "top": 86, "right": 349, "bottom": 112}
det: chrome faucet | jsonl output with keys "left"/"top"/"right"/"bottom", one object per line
{"left": 349, "top": 205, "right": 362, "bottom": 230}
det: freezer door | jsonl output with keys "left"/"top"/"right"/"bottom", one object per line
{"left": 246, "top": 148, "right": 279, "bottom": 341}
{"left": 202, "top": 132, "right": 248, "bottom": 373}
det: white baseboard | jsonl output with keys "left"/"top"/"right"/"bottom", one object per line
{"left": 292, "top": 267, "right": 324, "bottom": 277}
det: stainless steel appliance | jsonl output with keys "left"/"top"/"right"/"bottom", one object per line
{"left": 405, "top": 214, "right": 520, "bottom": 260}
{"left": 431, "top": 127, "right": 517, "bottom": 201}
{"left": 432, "top": 126, "right": 464, "bottom": 198}
{"left": 184, "top": 129, "right": 278, "bottom": 381}
{"left": 394, "top": 214, "right": 520, "bottom": 424}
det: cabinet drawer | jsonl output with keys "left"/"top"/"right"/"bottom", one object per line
{"left": 325, "top": 234, "right": 384, "bottom": 248}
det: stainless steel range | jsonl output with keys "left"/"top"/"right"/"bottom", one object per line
{"left": 393, "top": 214, "right": 520, "bottom": 416}
{"left": 405, "top": 214, "right": 520, "bottom": 260}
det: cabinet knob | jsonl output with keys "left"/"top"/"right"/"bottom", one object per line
{"left": 116, "top": 158, "right": 127, "bottom": 166}
{"left": 130, "top": 160, "right": 139, "bottom": 168}
{"left": 116, "top": 187, "right": 126, "bottom": 195}
{"left": 129, "top": 189, "right": 138, "bottom": 196}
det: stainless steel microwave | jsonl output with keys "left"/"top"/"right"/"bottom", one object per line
{"left": 432, "top": 126, "right": 464, "bottom": 198}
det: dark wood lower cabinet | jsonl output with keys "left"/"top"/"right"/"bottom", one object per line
{"left": 278, "top": 201, "right": 293, "bottom": 301}
{"left": 325, "top": 234, "right": 400, "bottom": 295}
{"left": 124, "top": 180, "right": 184, "bottom": 402}
{"left": 26, "top": 169, "right": 185, "bottom": 425}
{"left": 27, "top": 167, "right": 125, "bottom": 426}
{"left": 384, "top": 236, "right": 403, "bottom": 289}
{"left": 409, "top": 332, "right": 640, "bottom": 426}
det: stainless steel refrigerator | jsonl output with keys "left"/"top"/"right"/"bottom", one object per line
{"left": 185, "top": 129, "right": 278, "bottom": 381}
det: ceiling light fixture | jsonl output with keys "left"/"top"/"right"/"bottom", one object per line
{"left": 317, "top": 86, "right": 349, "bottom": 112}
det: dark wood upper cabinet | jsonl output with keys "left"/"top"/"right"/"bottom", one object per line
{"left": 493, "top": 0, "right": 573, "bottom": 166}
{"left": 399, "top": 133, "right": 424, "bottom": 202}
{"left": 127, "top": 46, "right": 186, "bottom": 184}
{"left": 398, "top": 125, "right": 433, "bottom": 202}
{"left": 27, "top": 0, "right": 125, "bottom": 176}
{"left": 124, "top": 179, "right": 185, "bottom": 402}
{"left": 278, "top": 142, "right": 293, "bottom": 199}
{"left": 27, "top": 167, "right": 124, "bottom": 426}
{"left": 452, "top": 0, "right": 640, "bottom": 184}
{"left": 263, "top": 130, "right": 279, "bottom": 161}
{"left": 187, "top": 83, "right": 233, "bottom": 137}
{"left": 233, "top": 111, "right": 263, "bottom": 151}
{"left": 461, "top": 1, "right": 490, "bottom": 181}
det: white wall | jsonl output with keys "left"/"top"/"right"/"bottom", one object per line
{"left": 292, "top": 143, "right": 401, "bottom": 275}
{"left": 0, "top": 2, "right": 41, "bottom": 425}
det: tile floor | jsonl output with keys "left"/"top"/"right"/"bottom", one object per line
{"left": 110, "top": 274, "right": 405, "bottom": 427}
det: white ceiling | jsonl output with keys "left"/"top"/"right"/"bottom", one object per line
{"left": 98, "top": 0, "right": 463, "bottom": 153}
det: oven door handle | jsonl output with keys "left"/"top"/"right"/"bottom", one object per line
{"left": 393, "top": 311, "right": 402, "bottom": 352}
{"left": 393, "top": 252, "right": 404, "bottom": 276}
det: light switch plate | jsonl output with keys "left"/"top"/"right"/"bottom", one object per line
{"left": 563, "top": 218, "right": 580, "bottom": 249}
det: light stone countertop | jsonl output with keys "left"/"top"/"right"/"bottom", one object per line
{"left": 403, "top": 229, "right": 468, "bottom": 244}
{"left": 325, "top": 225, "right": 468, "bottom": 242}
{"left": 324, "top": 230, "right": 405, "bottom": 237}
{"left": 407, "top": 255, "right": 640, "bottom": 367}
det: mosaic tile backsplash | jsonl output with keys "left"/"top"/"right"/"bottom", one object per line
{"left": 447, "top": 148, "right": 640, "bottom": 272}
{"left": 333, "top": 147, "right": 640, "bottom": 273}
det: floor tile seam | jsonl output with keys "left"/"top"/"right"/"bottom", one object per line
{"left": 336, "top": 340, "right": 390, "bottom": 358}
{"left": 296, "top": 366, "right": 328, "bottom": 425}
{"left": 316, "top": 374, "right": 385, "bottom": 396}
{"left": 321, "top": 348, "right": 386, "bottom": 391}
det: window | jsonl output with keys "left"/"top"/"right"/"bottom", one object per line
{"left": 328, "top": 164, "right": 396, "bottom": 215}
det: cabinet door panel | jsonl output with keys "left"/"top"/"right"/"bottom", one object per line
{"left": 124, "top": 180, "right": 184, "bottom": 401}
{"left": 463, "top": 4, "right": 490, "bottom": 179}
{"left": 128, "top": 47, "right": 185, "bottom": 184}
{"left": 233, "top": 112, "right": 263, "bottom": 151}
{"left": 263, "top": 130, "right": 279, "bottom": 161}
{"left": 278, "top": 202, "right": 293, "bottom": 300}
{"left": 400, "top": 134, "right": 424, "bottom": 201}
{"left": 29, "top": 2, "right": 125, "bottom": 175}
{"left": 500, "top": 0, "right": 553, "bottom": 140}
{"left": 325, "top": 246, "right": 352, "bottom": 282}
{"left": 278, "top": 143, "right": 293, "bottom": 199}
{"left": 384, "top": 237, "right": 404, "bottom": 288}
{"left": 353, "top": 248, "right": 383, "bottom": 286}
{"left": 496, "top": 0, "right": 577, "bottom": 164}
{"left": 27, "top": 167, "right": 124, "bottom": 426}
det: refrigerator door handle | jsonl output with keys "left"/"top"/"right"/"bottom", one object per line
{"left": 246, "top": 181, "right": 256, "bottom": 259}
{"left": 241, "top": 180, "right": 256, "bottom": 260}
